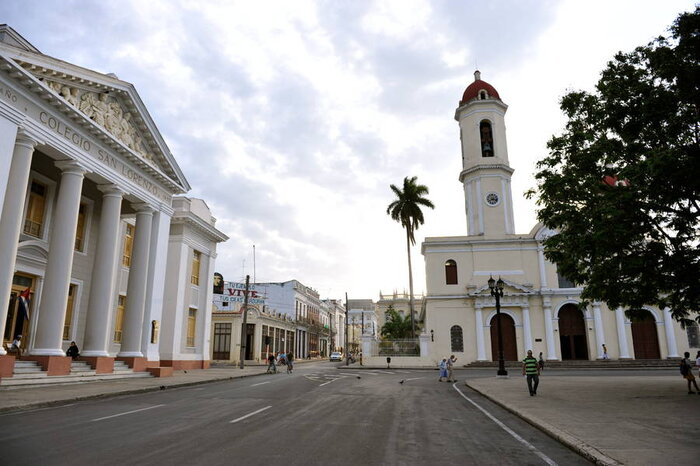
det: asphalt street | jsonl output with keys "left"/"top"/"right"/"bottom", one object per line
{"left": 0, "top": 361, "right": 590, "bottom": 465}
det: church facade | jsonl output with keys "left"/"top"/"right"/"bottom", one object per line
{"left": 422, "top": 71, "right": 699, "bottom": 364}
{"left": 0, "top": 25, "right": 226, "bottom": 378}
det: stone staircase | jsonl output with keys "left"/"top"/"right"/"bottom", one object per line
{"left": 0, "top": 359, "right": 152, "bottom": 387}
{"left": 465, "top": 359, "right": 680, "bottom": 369}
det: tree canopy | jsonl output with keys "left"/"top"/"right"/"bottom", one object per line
{"left": 527, "top": 8, "right": 700, "bottom": 323}
{"left": 380, "top": 306, "right": 415, "bottom": 339}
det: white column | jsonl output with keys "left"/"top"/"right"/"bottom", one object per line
{"left": 592, "top": 302, "right": 606, "bottom": 359}
{"left": 140, "top": 207, "right": 172, "bottom": 361}
{"left": 0, "top": 132, "right": 37, "bottom": 355}
{"left": 522, "top": 305, "right": 533, "bottom": 355}
{"left": 200, "top": 252, "right": 215, "bottom": 361}
{"left": 615, "top": 307, "right": 631, "bottom": 359}
{"left": 118, "top": 204, "right": 153, "bottom": 357}
{"left": 543, "top": 298, "right": 557, "bottom": 360}
{"left": 31, "top": 160, "right": 86, "bottom": 356}
{"left": 475, "top": 307, "right": 486, "bottom": 360}
{"left": 419, "top": 332, "right": 429, "bottom": 357}
{"left": 82, "top": 185, "right": 124, "bottom": 357}
{"left": 662, "top": 307, "right": 679, "bottom": 358}
{"left": 537, "top": 245, "right": 548, "bottom": 288}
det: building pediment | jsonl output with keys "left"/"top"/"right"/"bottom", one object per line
{"left": 0, "top": 38, "right": 189, "bottom": 193}
{"left": 470, "top": 278, "right": 535, "bottom": 297}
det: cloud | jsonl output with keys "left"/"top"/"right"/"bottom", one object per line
{"left": 2, "top": 0, "right": 693, "bottom": 300}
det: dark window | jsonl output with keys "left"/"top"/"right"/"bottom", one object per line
{"left": 480, "top": 120, "right": 494, "bottom": 157}
{"left": 445, "top": 260, "right": 458, "bottom": 285}
{"left": 557, "top": 271, "right": 575, "bottom": 288}
{"left": 450, "top": 325, "right": 464, "bottom": 352}
{"left": 687, "top": 322, "right": 699, "bottom": 348}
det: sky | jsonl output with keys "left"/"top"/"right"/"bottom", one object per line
{"left": 1, "top": 0, "right": 694, "bottom": 301}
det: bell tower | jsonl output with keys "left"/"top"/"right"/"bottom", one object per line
{"left": 455, "top": 71, "right": 515, "bottom": 237}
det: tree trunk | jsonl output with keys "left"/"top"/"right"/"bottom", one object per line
{"left": 405, "top": 228, "right": 416, "bottom": 339}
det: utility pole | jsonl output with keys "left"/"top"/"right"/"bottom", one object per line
{"left": 361, "top": 310, "right": 365, "bottom": 366}
{"left": 238, "top": 275, "right": 250, "bottom": 369}
{"left": 345, "top": 292, "right": 349, "bottom": 366}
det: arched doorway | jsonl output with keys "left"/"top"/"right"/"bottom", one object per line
{"left": 490, "top": 313, "right": 517, "bottom": 361}
{"left": 558, "top": 304, "right": 588, "bottom": 360}
{"left": 631, "top": 310, "right": 661, "bottom": 359}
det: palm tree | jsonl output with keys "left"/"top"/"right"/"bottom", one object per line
{"left": 380, "top": 306, "right": 414, "bottom": 339}
{"left": 386, "top": 176, "right": 434, "bottom": 338}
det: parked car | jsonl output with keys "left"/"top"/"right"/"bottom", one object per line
{"left": 329, "top": 351, "right": 343, "bottom": 362}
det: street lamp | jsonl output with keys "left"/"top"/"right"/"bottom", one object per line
{"left": 488, "top": 276, "right": 508, "bottom": 376}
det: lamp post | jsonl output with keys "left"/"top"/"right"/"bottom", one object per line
{"left": 488, "top": 276, "right": 508, "bottom": 376}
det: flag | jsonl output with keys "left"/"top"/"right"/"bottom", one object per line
{"left": 17, "top": 288, "right": 30, "bottom": 320}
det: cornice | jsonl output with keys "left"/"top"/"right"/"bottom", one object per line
{"left": 171, "top": 213, "right": 229, "bottom": 243}
{"left": 459, "top": 164, "right": 514, "bottom": 182}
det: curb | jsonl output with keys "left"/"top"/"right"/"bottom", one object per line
{"left": 0, "top": 371, "right": 269, "bottom": 415}
{"left": 464, "top": 381, "right": 622, "bottom": 466}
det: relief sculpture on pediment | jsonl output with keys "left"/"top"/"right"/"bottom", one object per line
{"left": 42, "top": 78, "right": 155, "bottom": 163}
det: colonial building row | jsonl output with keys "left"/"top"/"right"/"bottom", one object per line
{"left": 0, "top": 25, "right": 227, "bottom": 379}
{"left": 211, "top": 278, "right": 346, "bottom": 364}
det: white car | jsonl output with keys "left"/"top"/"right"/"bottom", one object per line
{"left": 329, "top": 352, "right": 342, "bottom": 362}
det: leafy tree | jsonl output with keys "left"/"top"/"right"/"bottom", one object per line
{"left": 527, "top": 8, "right": 700, "bottom": 323}
{"left": 387, "top": 176, "right": 435, "bottom": 337}
{"left": 380, "top": 306, "right": 415, "bottom": 339}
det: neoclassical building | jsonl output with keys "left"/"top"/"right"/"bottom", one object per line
{"left": 0, "top": 25, "right": 226, "bottom": 378}
{"left": 421, "top": 71, "right": 699, "bottom": 364}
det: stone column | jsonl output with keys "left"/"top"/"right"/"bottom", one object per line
{"left": 592, "top": 302, "right": 606, "bottom": 359}
{"left": 31, "top": 160, "right": 86, "bottom": 360}
{"left": 117, "top": 204, "right": 153, "bottom": 367}
{"left": 140, "top": 207, "right": 172, "bottom": 363}
{"left": 662, "top": 307, "right": 679, "bottom": 358}
{"left": 543, "top": 297, "right": 557, "bottom": 360}
{"left": 80, "top": 185, "right": 124, "bottom": 371}
{"left": 475, "top": 307, "right": 486, "bottom": 360}
{"left": 615, "top": 307, "right": 631, "bottom": 359}
{"left": 522, "top": 304, "right": 533, "bottom": 354}
{"left": 419, "top": 332, "right": 430, "bottom": 358}
{"left": 0, "top": 132, "right": 37, "bottom": 355}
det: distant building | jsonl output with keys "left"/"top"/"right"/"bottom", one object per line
{"left": 347, "top": 299, "right": 377, "bottom": 352}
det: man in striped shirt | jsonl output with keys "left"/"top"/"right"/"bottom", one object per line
{"left": 522, "top": 350, "right": 540, "bottom": 396}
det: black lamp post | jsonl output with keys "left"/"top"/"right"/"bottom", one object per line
{"left": 488, "top": 276, "right": 508, "bottom": 376}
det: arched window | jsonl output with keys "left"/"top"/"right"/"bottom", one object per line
{"left": 480, "top": 120, "right": 494, "bottom": 157}
{"left": 479, "top": 90, "right": 487, "bottom": 100}
{"left": 445, "top": 259, "right": 458, "bottom": 285}
{"left": 450, "top": 325, "right": 464, "bottom": 352}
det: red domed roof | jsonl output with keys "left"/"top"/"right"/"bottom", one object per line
{"left": 460, "top": 71, "right": 500, "bottom": 105}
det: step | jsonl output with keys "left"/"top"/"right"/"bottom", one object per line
{"left": 0, "top": 371, "right": 152, "bottom": 387}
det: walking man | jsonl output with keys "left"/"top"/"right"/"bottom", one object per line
{"left": 446, "top": 355, "right": 457, "bottom": 382}
{"left": 522, "top": 350, "right": 540, "bottom": 396}
{"left": 266, "top": 353, "right": 277, "bottom": 374}
{"left": 602, "top": 344, "right": 609, "bottom": 360}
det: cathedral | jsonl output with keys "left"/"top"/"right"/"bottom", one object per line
{"left": 421, "top": 71, "right": 697, "bottom": 364}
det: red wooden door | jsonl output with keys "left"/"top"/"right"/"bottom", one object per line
{"left": 490, "top": 313, "right": 517, "bottom": 361}
{"left": 558, "top": 305, "right": 589, "bottom": 360}
{"left": 631, "top": 310, "right": 661, "bottom": 359}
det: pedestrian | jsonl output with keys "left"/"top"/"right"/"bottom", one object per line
{"left": 602, "top": 344, "right": 609, "bottom": 360}
{"left": 522, "top": 350, "right": 540, "bottom": 396}
{"left": 66, "top": 341, "right": 80, "bottom": 360}
{"left": 538, "top": 352, "right": 545, "bottom": 372}
{"left": 446, "top": 355, "right": 457, "bottom": 382}
{"left": 266, "top": 353, "right": 277, "bottom": 374}
{"left": 696, "top": 351, "right": 700, "bottom": 378}
{"left": 286, "top": 352, "right": 294, "bottom": 374}
{"left": 680, "top": 351, "right": 699, "bottom": 394}
{"left": 438, "top": 358, "right": 448, "bottom": 382}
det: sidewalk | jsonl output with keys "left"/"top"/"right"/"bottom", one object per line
{"left": 0, "top": 365, "right": 270, "bottom": 413}
{"left": 466, "top": 374, "right": 697, "bottom": 465}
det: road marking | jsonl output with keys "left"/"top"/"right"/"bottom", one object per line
{"left": 404, "top": 377, "right": 424, "bottom": 381}
{"left": 452, "top": 384, "right": 557, "bottom": 466}
{"left": 319, "top": 380, "right": 335, "bottom": 386}
{"left": 251, "top": 381, "right": 270, "bottom": 387}
{"left": 376, "top": 370, "right": 395, "bottom": 374}
{"left": 91, "top": 404, "right": 165, "bottom": 422}
{"left": 230, "top": 405, "right": 272, "bottom": 424}
{"left": 397, "top": 370, "right": 412, "bottom": 374}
